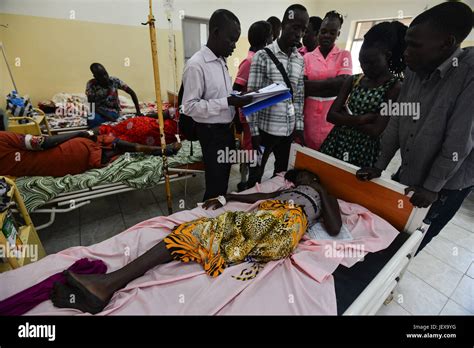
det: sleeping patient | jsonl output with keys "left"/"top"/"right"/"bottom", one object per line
{"left": 50, "top": 169, "right": 341, "bottom": 314}
{"left": 0, "top": 130, "right": 181, "bottom": 177}
{"left": 93, "top": 113, "right": 179, "bottom": 146}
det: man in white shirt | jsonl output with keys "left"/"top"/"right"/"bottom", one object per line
{"left": 182, "top": 9, "right": 252, "bottom": 201}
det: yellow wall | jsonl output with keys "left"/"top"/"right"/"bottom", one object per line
{"left": 0, "top": 13, "right": 8, "bottom": 105}
{"left": 0, "top": 13, "right": 251, "bottom": 108}
{"left": 0, "top": 12, "right": 472, "bottom": 109}
{"left": 0, "top": 13, "right": 180, "bottom": 106}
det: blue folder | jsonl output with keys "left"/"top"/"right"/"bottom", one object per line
{"left": 241, "top": 91, "right": 292, "bottom": 117}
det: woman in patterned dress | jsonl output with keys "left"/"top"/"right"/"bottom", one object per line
{"left": 50, "top": 169, "right": 341, "bottom": 314}
{"left": 320, "top": 22, "right": 407, "bottom": 167}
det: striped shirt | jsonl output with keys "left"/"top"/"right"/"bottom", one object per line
{"left": 247, "top": 40, "right": 305, "bottom": 137}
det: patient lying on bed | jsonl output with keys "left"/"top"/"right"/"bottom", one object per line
{"left": 93, "top": 114, "right": 178, "bottom": 146}
{"left": 50, "top": 169, "right": 341, "bottom": 314}
{"left": 0, "top": 130, "right": 181, "bottom": 177}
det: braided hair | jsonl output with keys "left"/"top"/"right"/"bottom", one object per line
{"left": 323, "top": 10, "right": 344, "bottom": 26}
{"left": 362, "top": 21, "right": 408, "bottom": 77}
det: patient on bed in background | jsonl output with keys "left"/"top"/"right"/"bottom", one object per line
{"left": 86, "top": 63, "right": 142, "bottom": 128}
{"left": 50, "top": 169, "right": 341, "bottom": 314}
{"left": 92, "top": 113, "right": 179, "bottom": 147}
{"left": 0, "top": 130, "right": 181, "bottom": 177}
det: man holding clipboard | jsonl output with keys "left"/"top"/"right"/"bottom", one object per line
{"left": 181, "top": 10, "right": 253, "bottom": 201}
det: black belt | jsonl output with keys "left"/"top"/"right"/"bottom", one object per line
{"left": 196, "top": 122, "right": 233, "bottom": 129}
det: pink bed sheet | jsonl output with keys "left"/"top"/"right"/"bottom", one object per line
{"left": 0, "top": 174, "right": 399, "bottom": 315}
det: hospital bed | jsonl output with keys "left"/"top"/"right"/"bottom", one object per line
{"left": 288, "top": 144, "right": 429, "bottom": 315}
{"left": 29, "top": 162, "right": 205, "bottom": 230}
{"left": 12, "top": 142, "right": 205, "bottom": 230}
{"left": 0, "top": 144, "right": 430, "bottom": 315}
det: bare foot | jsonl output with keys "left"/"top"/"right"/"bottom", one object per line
{"left": 67, "top": 272, "right": 112, "bottom": 302}
{"left": 50, "top": 271, "right": 113, "bottom": 314}
{"left": 50, "top": 281, "right": 105, "bottom": 314}
{"left": 146, "top": 142, "right": 182, "bottom": 156}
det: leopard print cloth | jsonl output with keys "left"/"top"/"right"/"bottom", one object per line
{"left": 164, "top": 200, "right": 308, "bottom": 277}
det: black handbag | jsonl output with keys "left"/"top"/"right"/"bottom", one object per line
{"left": 177, "top": 83, "right": 198, "bottom": 141}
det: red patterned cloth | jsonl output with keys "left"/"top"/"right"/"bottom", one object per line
{"left": 0, "top": 132, "right": 115, "bottom": 177}
{"left": 99, "top": 116, "right": 178, "bottom": 145}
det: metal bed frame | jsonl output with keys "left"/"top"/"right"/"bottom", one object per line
{"left": 16, "top": 166, "right": 204, "bottom": 231}
{"left": 20, "top": 118, "right": 203, "bottom": 230}
{"left": 288, "top": 144, "right": 429, "bottom": 315}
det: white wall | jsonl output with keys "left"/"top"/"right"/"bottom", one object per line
{"left": 0, "top": 0, "right": 316, "bottom": 33}
{"left": 1, "top": 0, "right": 471, "bottom": 42}
{"left": 314, "top": 0, "right": 474, "bottom": 46}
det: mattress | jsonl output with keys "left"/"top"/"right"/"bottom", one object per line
{"left": 333, "top": 231, "right": 411, "bottom": 314}
{"left": 15, "top": 140, "right": 203, "bottom": 212}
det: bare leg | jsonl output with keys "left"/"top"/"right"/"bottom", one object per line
{"left": 101, "top": 140, "right": 182, "bottom": 163}
{"left": 114, "top": 139, "right": 182, "bottom": 156}
{"left": 41, "top": 131, "right": 91, "bottom": 149}
{"left": 51, "top": 241, "right": 173, "bottom": 313}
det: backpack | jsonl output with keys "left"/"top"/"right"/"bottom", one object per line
{"left": 177, "top": 83, "right": 198, "bottom": 141}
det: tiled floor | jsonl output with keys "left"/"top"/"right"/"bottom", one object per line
{"left": 377, "top": 193, "right": 474, "bottom": 315}
{"left": 29, "top": 153, "right": 473, "bottom": 315}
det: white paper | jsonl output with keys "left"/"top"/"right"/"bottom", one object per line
{"left": 307, "top": 222, "right": 353, "bottom": 241}
{"left": 243, "top": 83, "right": 290, "bottom": 107}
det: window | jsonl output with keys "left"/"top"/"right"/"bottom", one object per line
{"left": 349, "top": 17, "right": 412, "bottom": 74}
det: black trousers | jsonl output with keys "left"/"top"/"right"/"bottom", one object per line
{"left": 417, "top": 186, "right": 473, "bottom": 254}
{"left": 195, "top": 122, "right": 235, "bottom": 201}
{"left": 248, "top": 129, "right": 294, "bottom": 187}
{"left": 392, "top": 168, "right": 473, "bottom": 254}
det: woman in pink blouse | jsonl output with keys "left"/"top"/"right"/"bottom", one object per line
{"left": 304, "top": 11, "right": 353, "bottom": 150}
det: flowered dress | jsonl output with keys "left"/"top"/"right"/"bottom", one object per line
{"left": 98, "top": 116, "right": 178, "bottom": 145}
{"left": 320, "top": 74, "right": 399, "bottom": 168}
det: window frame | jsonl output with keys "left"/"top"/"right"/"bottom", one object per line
{"left": 348, "top": 17, "right": 413, "bottom": 74}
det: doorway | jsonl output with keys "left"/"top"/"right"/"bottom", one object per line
{"left": 182, "top": 16, "right": 209, "bottom": 63}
